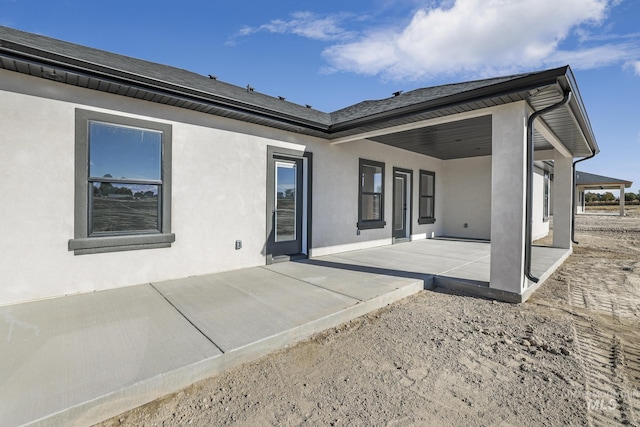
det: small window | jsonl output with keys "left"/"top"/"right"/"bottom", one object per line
{"left": 418, "top": 170, "right": 436, "bottom": 224}
{"left": 69, "top": 109, "right": 174, "bottom": 255}
{"left": 543, "top": 170, "right": 550, "bottom": 222}
{"left": 358, "top": 159, "right": 386, "bottom": 229}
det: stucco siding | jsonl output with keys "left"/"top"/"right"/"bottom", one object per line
{"left": 0, "top": 70, "right": 445, "bottom": 305}
{"left": 441, "top": 156, "right": 492, "bottom": 239}
{"left": 531, "top": 167, "right": 550, "bottom": 241}
{"left": 308, "top": 138, "right": 444, "bottom": 253}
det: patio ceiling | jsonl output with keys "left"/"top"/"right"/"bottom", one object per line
{"left": 333, "top": 84, "right": 594, "bottom": 161}
{"left": 361, "top": 114, "right": 559, "bottom": 161}
{"left": 368, "top": 115, "right": 493, "bottom": 160}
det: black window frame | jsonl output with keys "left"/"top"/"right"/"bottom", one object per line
{"left": 357, "top": 158, "right": 386, "bottom": 230}
{"left": 69, "top": 109, "right": 175, "bottom": 255}
{"left": 418, "top": 170, "right": 436, "bottom": 224}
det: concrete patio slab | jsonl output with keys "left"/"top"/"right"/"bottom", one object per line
{"left": 265, "top": 258, "right": 426, "bottom": 301}
{"left": 530, "top": 246, "right": 572, "bottom": 277}
{"left": 440, "top": 260, "right": 492, "bottom": 283}
{"left": 0, "top": 284, "right": 220, "bottom": 427}
{"left": 154, "top": 267, "right": 361, "bottom": 352}
{"left": 332, "top": 246, "right": 468, "bottom": 277}
{"left": 389, "top": 238, "right": 491, "bottom": 261}
{"left": 0, "top": 238, "right": 571, "bottom": 426}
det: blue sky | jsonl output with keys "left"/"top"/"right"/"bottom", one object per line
{"left": 2, "top": 0, "right": 639, "bottom": 193}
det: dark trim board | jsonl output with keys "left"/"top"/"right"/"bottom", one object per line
{"left": 69, "top": 108, "right": 174, "bottom": 255}
{"left": 357, "top": 158, "right": 386, "bottom": 230}
{"left": 418, "top": 169, "right": 436, "bottom": 225}
{"left": 265, "top": 146, "right": 313, "bottom": 264}
{"left": 392, "top": 167, "right": 413, "bottom": 241}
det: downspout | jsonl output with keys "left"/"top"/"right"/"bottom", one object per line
{"left": 571, "top": 152, "right": 597, "bottom": 243}
{"left": 524, "top": 90, "right": 572, "bottom": 283}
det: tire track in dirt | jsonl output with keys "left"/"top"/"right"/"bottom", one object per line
{"left": 565, "top": 225, "right": 640, "bottom": 426}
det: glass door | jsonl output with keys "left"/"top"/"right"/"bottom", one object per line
{"left": 275, "top": 161, "right": 298, "bottom": 243}
{"left": 393, "top": 169, "right": 412, "bottom": 240}
{"left": 267, "top": 154, "right": 304, "bottom": 259}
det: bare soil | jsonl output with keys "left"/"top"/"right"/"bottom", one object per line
{"left": 98, "top": 208, "right": 640, "bottom": 426}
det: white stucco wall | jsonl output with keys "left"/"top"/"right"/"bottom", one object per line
{"left": 0, "top": 70, "right": 445, "bottom": 305}
{"left": 441, "top": 156, "right": 492, "bottom": 240}
{"left": 531, "top": 166, "right": 550, "bottom": 241}
{"left": 309, "top": 139, "right": 444, "bottom": 255}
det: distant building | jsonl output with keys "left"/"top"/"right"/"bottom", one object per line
{"left": 575, "top": 171, "right": 633, "bottom": 216}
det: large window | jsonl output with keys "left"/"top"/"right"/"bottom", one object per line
{"left": 358, "top": 159, "right": 386, "bottom": 230}
{"left": 69, "top": 109, "right": 174, "bottom": 255}
{"left": 418, "top": 170, "right": 436, "bottom": 224}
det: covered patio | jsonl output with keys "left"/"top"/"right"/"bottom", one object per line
{"left": 0, "top": 238, "right": 568, "bottom": 427}
{"left": 328, "top": 66, "right": 596, "bottom": 302}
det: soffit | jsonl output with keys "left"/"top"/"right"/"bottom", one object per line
{"left": 357, "top": 85, "right": 593, "bottom": 160}
{"left": 369, "top": 115, "right": 493, "bottom": 160}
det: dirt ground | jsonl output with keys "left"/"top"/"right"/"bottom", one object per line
{"left": 99, "top": 207, "right": 640, "bottom": 426}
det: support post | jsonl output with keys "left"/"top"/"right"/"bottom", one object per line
{"left": 490, "top": 103, "right": 528, "bottom": 294}
{"left": 620, "top": 184, "right": 625, "bottom": 216}
{"left": 552, "top": 152, "right": 573, "bottom": 249}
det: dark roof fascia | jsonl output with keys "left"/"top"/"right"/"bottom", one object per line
{"left": 326, "top": 67, "right": 569, "bottom": 135}
{"left": 0, "top": 40, "right": 333, "bottom": 134}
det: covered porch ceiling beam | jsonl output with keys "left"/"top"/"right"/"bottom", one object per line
{"left": 329, "top": 108, "right": 493, "bottom": 145}
{"left": 533, "top": 118, "right": 572, "bottom": 158}
{"left": 533, "top": 149, "right": 556, "bottom": 161}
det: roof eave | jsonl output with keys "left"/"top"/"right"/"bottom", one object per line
{"left": 557, "top": 67, "right": 600, "bottom": 156}
{"left": 0, "top": 41, "right": 334, "bottom": 134}
{"left": 326, "top": 67, "right": 570, "bottom": 135}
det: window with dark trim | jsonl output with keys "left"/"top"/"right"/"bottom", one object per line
{"left": 418, "top": 170, "right": 436, "bottom": 224}
{"left": 543, "top": 170, "right": 550, "bottom": 222}
{"left": 69, "top": 109, "right": 175, "bottom": 255}
{"left": 357, "top": 159, "right": 386, "bottom": 229}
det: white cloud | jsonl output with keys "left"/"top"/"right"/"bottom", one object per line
{"left": 228, "top": 11, "right": 354, "bottom": 45}
{"left": 550, "top": 43, "right": 639, "bottom": 69}
{"left": 322, "top": 0, "right": 633, "bottom": 80}
{"left": 633, "top": 61, "right": 640, "bottom": 75}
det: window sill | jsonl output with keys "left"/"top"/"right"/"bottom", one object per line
{"left": 418, "top": 218, "right": 436, "bottom": 225}
{"left": 357, "top": 220, "right": 386, "bottom": 230}
{"left": 68, "top": 233, "right": 175, "bottom": 255}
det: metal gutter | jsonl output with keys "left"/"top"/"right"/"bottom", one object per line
{"left": 524, "top": 89, "right": 572, "bottom": 284}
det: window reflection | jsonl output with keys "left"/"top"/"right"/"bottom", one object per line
{"left": 89, "top": 122, "right": 161, "bottom": 180}
{"left": 92, "top": 183, "right": 159, "bottom": 233}
{"left": 87, "top": 121, "right": 163, "bottom": 235}
{"left": 275, "top": 162, "right": 296, "bottom": 242}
